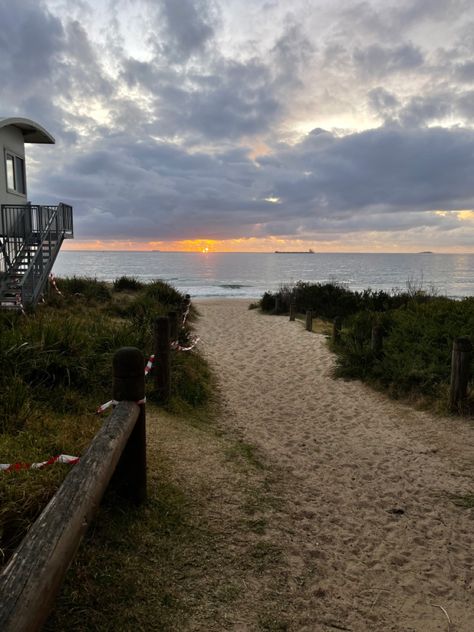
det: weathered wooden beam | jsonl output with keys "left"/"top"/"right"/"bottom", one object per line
{"left": 111, "top": 346, "right": 147, "bottom": 504}
{"left": 0, "top": 401, "right": 140, "bottom": 632}
{"left": 305, "top": 310, "right": 313, "bottom": 332}
{"left": 449, "top": 337, "right": 472, "bottom": 412}
{"left": 289, "top": 302, "right": 296, "bottom": 321}
{"left": 0, "top": 347, "right": 145, "bottom": 632}
{"left": 168, "top": 310, "right": 179, "bottom": 342}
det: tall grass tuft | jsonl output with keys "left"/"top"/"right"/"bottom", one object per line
{"left": 260, "top": 281, "right": 474, "bottom": 411}
{"left": 0, "top": 277, "right": 211, "bottom": 563}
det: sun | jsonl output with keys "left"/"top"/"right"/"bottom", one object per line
{"left": 202, "top": 246, "right": 209, "bottom": 254}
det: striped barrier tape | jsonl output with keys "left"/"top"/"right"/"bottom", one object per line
{"left": 96, "top": 397, "right": 146, "bottom": 415}
{"left": 182, "top": 305, "right": 190, "bottom": 326}
{"left": 171, "top": 335, "right": 200, "bottom": 352}
{"left": 144, "top": 354, "right": 155, "bottom": 375}
{"left": 49, "top": 273, "right": 62, "bottom": 296}
{"left": 0, "top": 454, "right": 80, "bottom": 472}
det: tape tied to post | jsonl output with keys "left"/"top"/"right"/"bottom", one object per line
{"left": 0, "top": 454, "right": 80, "bottom": 472}
{"left": 96, "top": 397, "right": 146, "bottom": 415}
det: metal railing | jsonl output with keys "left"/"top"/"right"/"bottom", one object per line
{"left": 0, "top": 204, "right": 74, "bottom": 306}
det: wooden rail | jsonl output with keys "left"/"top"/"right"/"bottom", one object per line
{"left": 286, "top": 304, "right": 472, "bottom": 414}
{"left": 0, "top": 347, "right": 146, "bottom": 632}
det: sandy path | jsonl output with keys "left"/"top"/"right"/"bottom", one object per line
{"left": 194, "top": 299, "right": 474, "bottom": 632}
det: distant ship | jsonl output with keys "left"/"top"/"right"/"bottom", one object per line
{"left": 275, "top": 248, "right": 315, "bottom": 254}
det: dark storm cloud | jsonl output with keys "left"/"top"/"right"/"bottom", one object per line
{"left": 154, "top": 0, "right": 217, "bottom": 63}
{"left": 2, "top": 0, "right": 474, "bottom": 249}
{"left": 0, "top": 0, "right": 64, "bottom": 92}
{"left": 28, "top": 123, "right": 474, "bottom": 242}
{"left": 353, "top": 43, "right": 424, "bottom": 78}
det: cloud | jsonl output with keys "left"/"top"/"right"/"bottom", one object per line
{"left": 353, "top": 43, "right": 424, "bottom": 78}
{"left": 1, "top": 0, "right": 474, "bottom": 252}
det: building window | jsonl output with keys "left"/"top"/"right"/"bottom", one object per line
{"left": 5, "top": 151, "right": 26, "bottom": 195}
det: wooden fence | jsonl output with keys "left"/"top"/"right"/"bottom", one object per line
{"left": 293, "top": 308, "right": 472, "bottom": 413}
{"left": 0, "top": 299, "right": 191, "bottom": 631}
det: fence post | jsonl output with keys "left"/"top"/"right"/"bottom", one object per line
{"left": 168, "top": 310, "right": 179, "bottom": 342}
{"left": 371, "top": 325, "right": 383, "bottom": 356}
{"left": 289, "top": 302, "right": 296, "bottom": 321}
{"left": 112, "top": 347, "right": 147, "bottom": 504}
{"left": 305, "top": 310, "right": 313, "bottom": 332}
{"left": 181, "top": 294, "right": 191, "bottom": 326}
{"left": 274, "top": 297, "right": 280, "bottom": 314}
{"left": 155, "top": 316, "right": 171, "bottom": 404}
{"left": 449, "top": 337, "right": 472, "bottom": 412}
{"left": 332, "top": 316, "right": 342, "bottom": 343}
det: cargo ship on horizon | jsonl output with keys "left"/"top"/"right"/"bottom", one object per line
{"left": 274, "top": 248, "right": 315, "bottom": 254}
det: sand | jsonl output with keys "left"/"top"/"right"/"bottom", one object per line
{"left": 193, "top": 299, "right": 474, "bottom": 632}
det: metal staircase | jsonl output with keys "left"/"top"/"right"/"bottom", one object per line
{"left": 0, "top": 204, "right": 73, "bottom": 310}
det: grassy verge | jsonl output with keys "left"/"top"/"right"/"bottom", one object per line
{"left": 45, "top": 404, "right": 291, "bottom": 631}
{"left": 0, "top": 276, "right": 211, "bottom": 565}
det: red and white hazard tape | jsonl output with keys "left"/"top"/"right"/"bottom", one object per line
{"left": 171, "top": 335, "right": 200, "bottom": 352}
{"left": 1, "top": 454, "right": 79, "bottom": 472}
{"left": 182, "top": 305, "right": 190, "bottom": 326}
{"left": 144, "top": 354, "right": 155, "bottom": 375}
{"left": 49, "top": 273, "right": 62, "bottom": 296}
{"left": 96, "top": 397, "right": 146, "bottom": 414}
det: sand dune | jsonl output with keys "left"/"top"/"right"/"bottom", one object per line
{"left": 195, "top": 299, "right": 474, "bottom": 632}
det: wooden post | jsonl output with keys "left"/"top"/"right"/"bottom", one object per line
{"left": 274, "top": 297, "right": 280, "bottom": 314}
{"left": 168, "top": 310, "right": 179, "bottom": 342}
{"left": 371, "top": 325, "right": 383, "bottom": 356}
{"left": 305, "top": 310, "right": 313, "bottom": 332}
{"left": 332, "top": 317, "right": 342, "bottom": 343}
{"left": 112, "top": 347, "right": 147, "bottom": 504}
{"left": 181, "top": 294, "right": 191, "bottom": 325}
{"left": 154, "top": 316, "right": 171, "bottom": 403}
{"left": 289, "top": 302, "right": 296, "bottom": 321}
{"left": 449, "top": 337, "right": 472, "bottom": 411}
{"left": 0, "top": 359, "right": 144, "bottom": 631}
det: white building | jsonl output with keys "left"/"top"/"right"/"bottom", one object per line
{"left": 0, "top": 117, "right": 73, "bottom": 309}
{"left": 0, "top": 117, "right": 55, "bottom": 207}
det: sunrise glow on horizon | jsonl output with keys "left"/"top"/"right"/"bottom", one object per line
{"left": 7, "top": 1, "right": 474, "bottom": 253}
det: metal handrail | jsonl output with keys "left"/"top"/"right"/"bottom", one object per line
{"left": 0, "top": 204, "right": 74, "bottom": 307}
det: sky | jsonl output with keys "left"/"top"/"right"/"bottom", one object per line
{"left": 2, "top": 0, "right": 474, "bottom": 252}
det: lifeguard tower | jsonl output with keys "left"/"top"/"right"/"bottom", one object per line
{"left": 0, "top": 117, "right": 73, "bottom": 310}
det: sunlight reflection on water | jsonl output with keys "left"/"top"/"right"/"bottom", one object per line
{"left": 53, "top": 252, "right": 474, "bottom": 298}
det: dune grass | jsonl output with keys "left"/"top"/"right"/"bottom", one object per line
{"left": 0, "top": 277, "right": 211, "bottom": 565}
{"left": 259, "top": 282, "right": 474, "bottom": 413}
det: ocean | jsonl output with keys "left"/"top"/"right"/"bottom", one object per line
{"left": 52, "top": 251, "right": 474, "bottom": 299}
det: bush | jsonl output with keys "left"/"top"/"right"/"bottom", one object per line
{"left": 0, "top": 278, "right": 211, "bottom": 559}
{"left": 55, "top": 276, "right": 111, "bottom": 302}
{"left": 334, "top": 296, "right": 474, "bottom": 404}
{"left": 113, "top": 276, "right": 144, "bottom": 292}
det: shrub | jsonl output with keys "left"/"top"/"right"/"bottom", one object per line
{"left": 0, "top": 278, "right": 211, "bottom": 559}
{"left": 113, "top": 276, "right": 144, "bottom": 292}
{"left": 56, "top": 276, "right": 111, "bottom": 302}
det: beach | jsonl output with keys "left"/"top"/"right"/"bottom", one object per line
{"left": 191, "top": 299, "right": 474, "bottom": 631}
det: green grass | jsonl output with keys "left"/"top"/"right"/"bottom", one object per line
{"left": 44, "top": 454, "right": 200, "bottom": 631}
{"left": 0, "top": 277, "right": 211, "bottom": 565}
{"left": 259, "top": 282, "right": 474, "bottom": 414}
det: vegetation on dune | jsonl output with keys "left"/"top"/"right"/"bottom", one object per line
{"left": 0, "top": 277, "right": 211, "bottom": 564}
{"left": 260, "top": 282, "right": 474, "bottom": 412}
